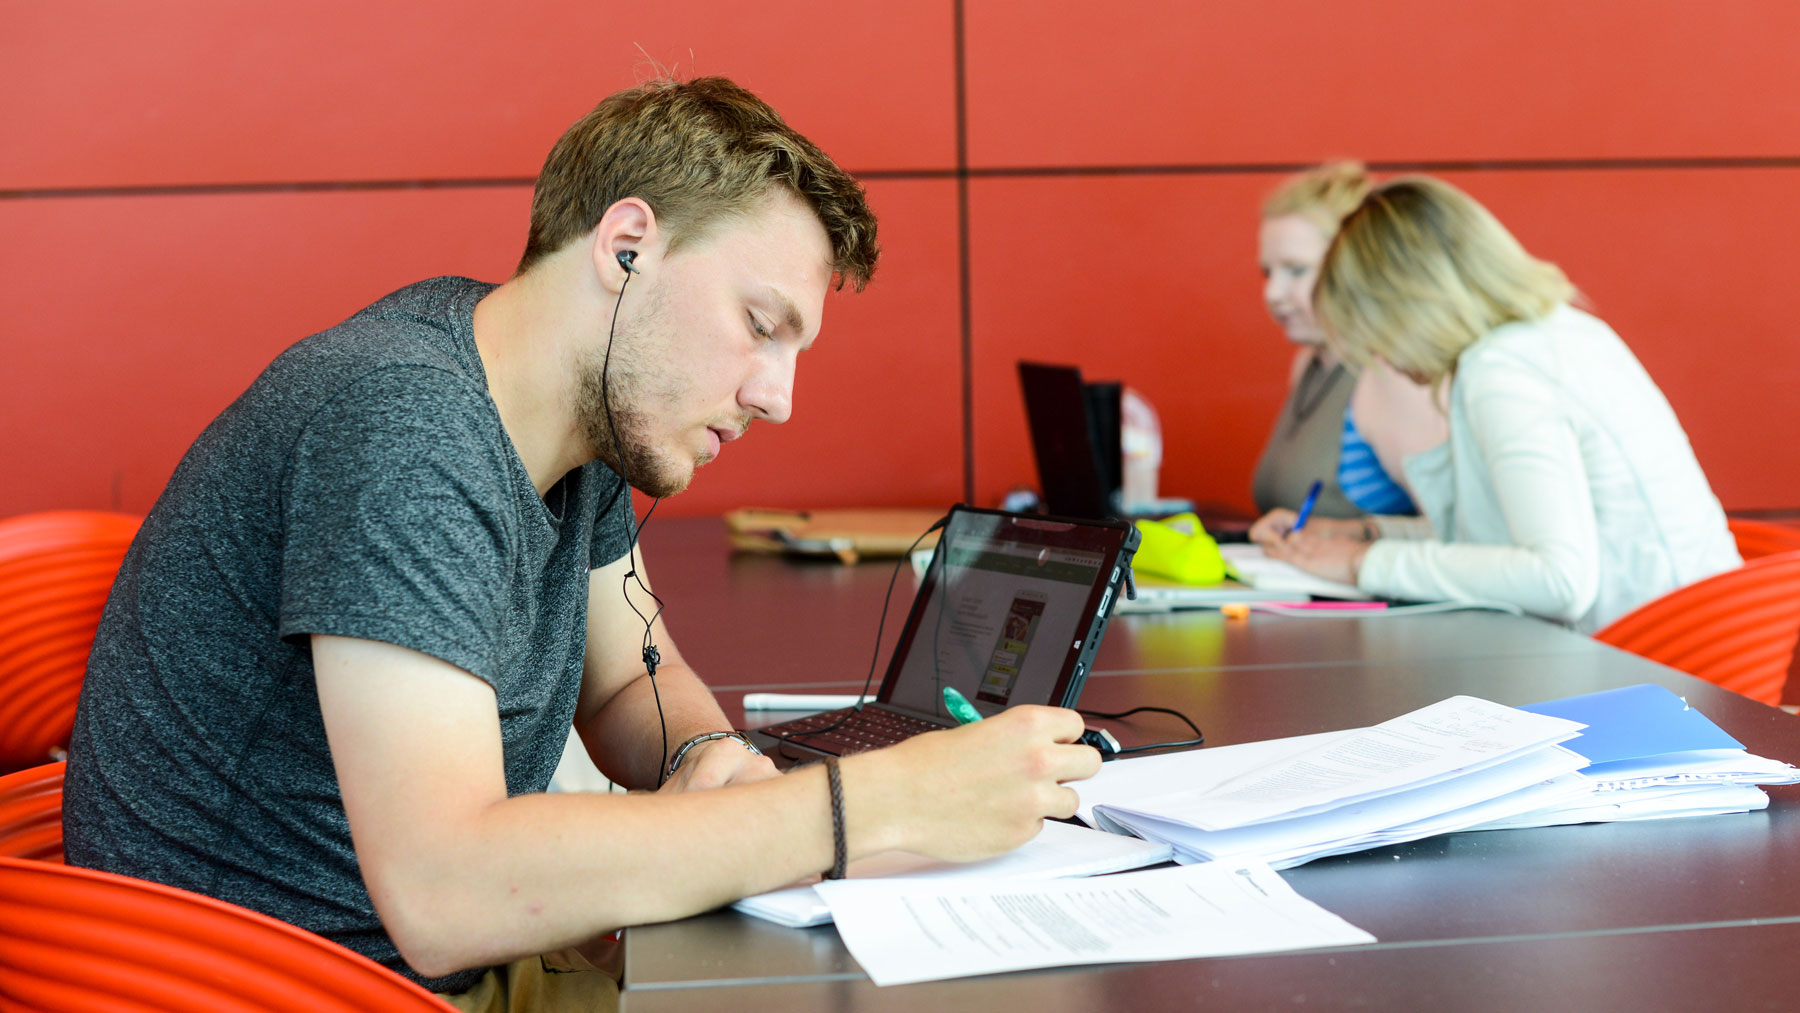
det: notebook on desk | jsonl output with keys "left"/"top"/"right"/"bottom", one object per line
{"left": 1112, "top": 544, "right": 1370, "bottom": 612}
{"left": 1119, "top": 577, "right": 1309, "bottom": 612}
{"left": 751, "top": 505, "right": 1140, "bottom": 762}
{"left": 1219, "top": 543, "right": 1373, "bottom": 600}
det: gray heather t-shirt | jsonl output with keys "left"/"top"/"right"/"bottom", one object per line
{"left": 63, "top": 276, "right": 633, "bottom": 993}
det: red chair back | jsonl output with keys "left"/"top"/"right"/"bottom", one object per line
{"left": 1595, "top": 552, "right": 1800, "bottom": 707}
{"left": 0, "top": 855, "right": 457, "bottom": 1012}
{"left": 1728, "top": 517, "right": 1800, "bottom": 560}
{"left": 0, "top": 762, "right": 64, "bottom": 863}
{"left": 0, "top": 511, "right": 141, "bottom": 771}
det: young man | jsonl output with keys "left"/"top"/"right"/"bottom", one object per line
{"left": 63, "top": 78, "right": 1100, "bottom": 1006}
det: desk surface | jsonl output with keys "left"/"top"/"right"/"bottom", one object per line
{"left": 623, "top": 922, "right": 1800, "bottom": 1011}
{"left": 644, "top": 518, "right": 1602, "bottom": 687}
{"left": 622, "top": 519, "right": 1800, "bottom": 1010}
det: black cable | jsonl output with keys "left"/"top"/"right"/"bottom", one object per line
{"left": 856, "top": 518, "right": 946, "bottom": 705}
{"left": 598, "top": 264, "right": 671, "bottom": 786}
{"left": 770, "top": 515, "right": 950, "bottom": 762}
{"left": 621, "top": 497, "right": 667, "bottom": 783}
{"left": 1076, "top": 704, "right": 1205, "bottom": 754}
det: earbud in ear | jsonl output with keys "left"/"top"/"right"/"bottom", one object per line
{"left": 616, "top": 250, "right": 639, "bottom": 274}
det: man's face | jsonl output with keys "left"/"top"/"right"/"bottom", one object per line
{"left": 577, "top": 191, "right": 833, "bottom": 497}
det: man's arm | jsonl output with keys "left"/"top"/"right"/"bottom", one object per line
{"left": 314, "top": 633, "right": 1099, "bottom": 980}
{"left": 571, "top": 549, "right": 768, "bottom": 790}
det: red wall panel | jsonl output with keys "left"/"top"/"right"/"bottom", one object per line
{"left": 0, "top": 178, "right": 959, "bottom": 519}
{"left": 964, "top": 0, "right": 1800, "bottom": 167}
{"left": 3, "top": 0, "right": 955, "bottom": 189}
{"left": 0, "top": 187, "right": 528, "bottom": 517}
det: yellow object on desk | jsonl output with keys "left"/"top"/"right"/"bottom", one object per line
{"left": 1132, "top": 513, "right": 1227, "bottom": 585}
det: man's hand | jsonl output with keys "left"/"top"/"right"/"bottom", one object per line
{"left": 660, "top": 738, "right": 780, "bottom": 793}
{"left": 845, "top": 705, "right": 1101, "bottom": 863}
{"left": 1261, "top": 530, "right": 1370, "bottom": 585}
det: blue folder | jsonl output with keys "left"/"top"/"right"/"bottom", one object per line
{"left": 1519, "top": 683, "right": 1743, "bottom": 767}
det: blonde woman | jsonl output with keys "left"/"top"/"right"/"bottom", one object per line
{"left": 1251, "top": 177, "right": 1738, "bottom": 631}
{"left": 1252, "top": 162, "right": 1447, "bottom": 520}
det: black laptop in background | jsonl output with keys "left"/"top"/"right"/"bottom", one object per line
{"left": 1017, "top": 360, "right": 1239, "bottom": 537}
{"left": 751, "top": 505, "right": 1140, "bottom": 762}
{"left": 1017, "top": 361, "right": 1119, "bottom": 519}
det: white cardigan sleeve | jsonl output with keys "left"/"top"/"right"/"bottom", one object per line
{"left": 1356, "top": 351, "right": 1601, "bottom": 623}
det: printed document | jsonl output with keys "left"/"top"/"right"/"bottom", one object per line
{"left": 818, "top": 861, "right": 1374, "bottom": 986}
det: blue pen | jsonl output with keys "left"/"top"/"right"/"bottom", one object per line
{"left": 1292, "top": 480, "right": 1323, "bottom": 533}
{"left": 942, "top": 686, "right": 983, "bottom": 724}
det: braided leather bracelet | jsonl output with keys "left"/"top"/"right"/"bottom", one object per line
{"left": 823, "top": 756, "right": 847, "bottom": 880}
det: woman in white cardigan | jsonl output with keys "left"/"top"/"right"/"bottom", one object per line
{"left": 1249, "top": 177, "right": 1738, "bottom": 633}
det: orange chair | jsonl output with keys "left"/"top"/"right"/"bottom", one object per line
{"left": 0, "top": 855, "right": 458, "bottom": 1012}
{"left": 0, "top": 510, "right": 141, "bottom": 772}
{"left": 1726, "top": 520, "right": 1800, "bottom": 705}
{"left": 1729, "top": 517, "right": 1800, "bottom": 560}
{"left": 0, "top": 761, "right": 456, "bottom": 1010}
{"left": 1595, "top": 551, "right": 1800, "bottom": 707}
{"left": 0, "top": 762, "right": 64, "bottom": 863}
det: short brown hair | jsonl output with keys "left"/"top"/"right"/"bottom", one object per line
{"left": 1316, "top": 176, "right": 1576, "bottom": 383}
{"left": 518, "top": 76, "right": 878, "bottom": 290}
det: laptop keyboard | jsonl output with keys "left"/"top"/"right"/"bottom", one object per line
{"left": 759, "top": 706, "right": 946, "bottom": 756}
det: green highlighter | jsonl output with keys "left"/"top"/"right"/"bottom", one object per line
{"left": 942, "top": 686, "right": 984, "bottom": 724}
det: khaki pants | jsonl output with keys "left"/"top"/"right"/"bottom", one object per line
{"left": 438, "top": 943, "right": 620, "bottom": 1013}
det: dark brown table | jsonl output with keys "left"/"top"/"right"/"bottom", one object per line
{"left": 621, "top": 519, "right": 1800, "bottom": 1010}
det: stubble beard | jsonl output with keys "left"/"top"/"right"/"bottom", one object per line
{"left": 575, "top": 342, "right": 698, "bottom": 499}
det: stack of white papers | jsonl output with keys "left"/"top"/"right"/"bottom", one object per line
{"left": 1085, "top": 696, "right": 1589, "bottom": 869}
{"left": 733, "top": 819, "right": 1172, "bottom": 928}
{"left": 1078, "top": 687, "right": 1800, "bottom": 870}
{"left": 1470, "top": 780, "right": 1774, "bottom": 830}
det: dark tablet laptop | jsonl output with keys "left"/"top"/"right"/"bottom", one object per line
{"left": 1018, "top": 361, "right": 1118, "bottom": 519}
{"left": 1019, "top": 359, "right": 1202, "bottom": 523}
{"left": 751, "top": 505, "right": 1140, "bottom": 761}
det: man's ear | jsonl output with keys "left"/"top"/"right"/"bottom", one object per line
{"left": 593, "top": 198, "right": 657, "bottom": 294}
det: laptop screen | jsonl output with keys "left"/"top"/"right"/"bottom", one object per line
{"left": 879, "top": 507, "right": 1134, "bottom": 720}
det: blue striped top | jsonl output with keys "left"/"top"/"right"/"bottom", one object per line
{"left": 1339, "top": 408, "right": 1417, "bottom": 516}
